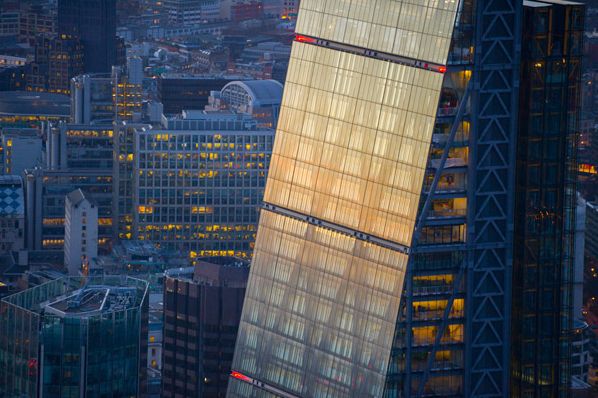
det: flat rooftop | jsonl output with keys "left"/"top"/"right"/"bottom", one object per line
{"left": 1, "top": 276, "right": 149, "bottom": 318}
{"left": 44, "top": 285, "right": 139, "bottom": 317}
{"left": 0, "top": 91, "right": 69, "bottom": 117}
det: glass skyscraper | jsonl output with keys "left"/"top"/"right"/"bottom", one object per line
{"left": 511, "top": 1, "right": 584, "bottom": 396}
{"left": 0, "top": 276, "right": 149, "bottom": 398}
{"left": 57, "top": 0, "right": 118, "bottom": 74}
{"left": 228, "top": 0, "right": 459, "bottom": 396}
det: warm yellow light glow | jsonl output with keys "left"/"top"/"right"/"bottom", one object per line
{"left": 138, "top": 205, "right": 153, "bottom": 214}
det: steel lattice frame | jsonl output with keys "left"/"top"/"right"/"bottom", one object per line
{"left": 465, "top": 0, "right": 522, "bottom": 395}
{"left": 400, "top": 0, "right": 524, "bottom": 396}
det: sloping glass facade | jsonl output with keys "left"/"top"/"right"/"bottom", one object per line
{"left": 384, "top": 0, "right": 474, "bottom": 394}
{"left": 228, "top": 1, "right": 459, "bottom": 397}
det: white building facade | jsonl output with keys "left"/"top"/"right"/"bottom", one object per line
{"left": 64, "top": 189, "right": 98, "bottom": 275}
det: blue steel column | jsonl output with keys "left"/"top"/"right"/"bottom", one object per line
{"left": 466, "top": 0, "right": 522, "bottom": 395}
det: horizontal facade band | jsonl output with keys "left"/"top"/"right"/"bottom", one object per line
{"left": 262, "top": 202, "right": 411, "bottom": 255}
{"left": 295, "top": 34, "right": 447, "bottom": 74}
{"left": 230, "top": 371, "right": 300, "bottom": 398}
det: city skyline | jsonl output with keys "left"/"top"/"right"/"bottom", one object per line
{"left": 0, "top": 0, "right": 595, "bottom": 397}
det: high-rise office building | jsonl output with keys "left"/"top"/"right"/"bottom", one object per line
{"left": 384, "top": 0, "right": 475, "bottom": 395}
{"left": 0, "top": 275, "right": 149, "bottom": 397}
{"left": 0, "top": 128, "right": 43, "bottom": 175}
{"left": 384, "top": 0, "right": 580, "bottom": 396}
{"left": 228, "top": 0, "right": 458, "bottom": 396}
{"left": 511, "top": 1, "right": 584, "bottom": 396}
{"left": 164, "top": 0, "right": 221, "bottom": 25}
{"left": 163, "top": 257, "right": 249, "bottom": 397}
{"left": 71, "top": 68, "right": 143, "bottom": 124}
{"left": 383, "top": 0, "right": 581, "bottom": 396}
{"left": 18, "top": 3, "right": 56, "bottom": 46}
{"left": 57, "top": 0, "right": 118, "bottom": 74}
{"left": 25, "top": 168, "right": 113, "bottom": 253}
{"left": 0, "top": 6, "right": 20, "bottom": 38}
{"left": 229, "top": 0, "right": 581, "bottom": 396}
{"left": 0, "top": 1, "right": 55, "bottom": 46}
{"left": 113, "top": 121, "right": 147, "bottom": 243}
{"left": 585, "top": 201, "right": 598, "bottom": 259}
{"left": 262, "top": 0, "right": 300, "bottom": 19}
{"left": 27, "top": 33, "right": 84, "bottom": 94}
{"left": 26, "top": 124, "right": 115, "bottom": 253}
{"left": 128, "top": 111, "right": 273, "bottom": 257}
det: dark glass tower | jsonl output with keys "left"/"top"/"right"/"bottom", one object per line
{"left": 57, "top": 0, "right": 118, "bottom": 74}
{"left": 0, "top": 276, "right": 149, "bottom": 397}
{"left": 511, "top": 1, "right": 585, "bottom": 397}
{"left": 162, "top": 257, "right": 250, "bottom": 398}
{"left": 386, "top": 0, "right": 584, "bottom": 396}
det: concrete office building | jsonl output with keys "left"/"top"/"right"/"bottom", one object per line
{"left": 0, "top": 91, "right": 70, "bottom": 127}
{"left": 25, "top": 168, "right": 113, "bottom": 254}
{"left": 18, "top": 2, "right": 56, "bottom": 46}
{"left": 0, "top": 128, "right": 42, "bottom": 176}
{"left": 70, "top": 67, "right": 143, "bottom": 124}
{"left": 113, "top": 122, "right": 150, "bottom": 243}
{"left": 0, "top": 2, "right": 55, "bottom": 46}
{"left": 26, "top": 124, "right": 114, "bottom": 254}
{"left": 47, "top": 123, "right": 114, "bottom": 171}
{"left": 164, "top": 0, "right": 226, "bottom": 25}
{"left": 0, "top": 275, "right": 149, "bottom": 397}
{"left": 262, "top": 0, "right": 300, "bottom": 19}
{"left": 64, "top": 189, "right": 98, "bottom": 275}
{"left": 164, "top": 0, "right": 203, "bottom": 25}
{"left": 129, "top": 111, "right": 273, "bottom": 258}
{"left": 127, "top": 56, "right": 144, "bottom": 86}
{"left": 163, "top": 257, "right": 249, "bottom": 397}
